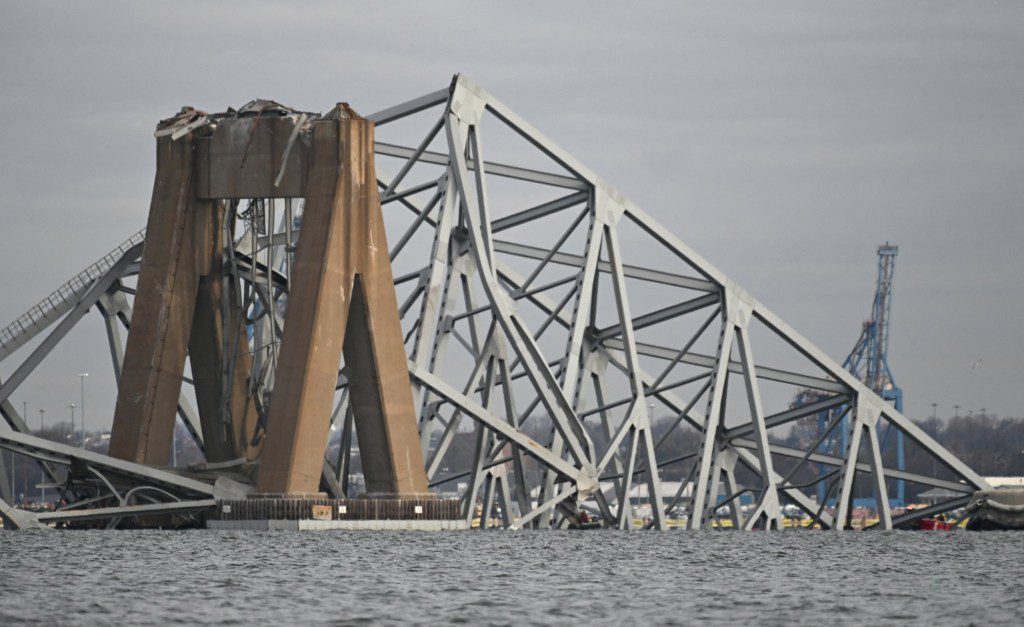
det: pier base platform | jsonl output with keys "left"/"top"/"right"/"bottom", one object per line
{"left": 205, "top": 497, "right": 464, "bottom": 531}
{"left": 207, "top": 519, "right": 468, "bottom": 530}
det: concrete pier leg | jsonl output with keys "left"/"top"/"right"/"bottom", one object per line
{"left": 254, "top": 118, "right": 353, "bottom": 495}
{"left": 344, "top": 274, "right": 429, "bottom": 495}
{"left": 256, "top": 111, "right": 428, "bottom": 496}
{"left": 108, "top": 135, "right": 209, "bottom": 465}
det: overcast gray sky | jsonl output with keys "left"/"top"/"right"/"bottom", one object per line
{"left": 1, "top": 1, "right": 1022, "bottom": 429}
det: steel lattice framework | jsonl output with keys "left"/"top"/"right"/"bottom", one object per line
{"left": 0, "top": 75, "right": 990, "bottom": 530}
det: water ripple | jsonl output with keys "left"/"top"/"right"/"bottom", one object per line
{"left": 1, "top": 530, "right": 1023, "bottom": 624}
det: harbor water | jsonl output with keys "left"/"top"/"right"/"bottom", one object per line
{"left": 1, "top": 530, "right": 1022, "bottom": 624}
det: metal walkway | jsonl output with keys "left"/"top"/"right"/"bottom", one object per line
{"left": 0, "top": 229, "right": 146, "bottom": 360}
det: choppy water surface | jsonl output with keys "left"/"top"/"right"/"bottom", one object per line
{"left": 1, "top": 530, "right": 1022, "bottom": 625}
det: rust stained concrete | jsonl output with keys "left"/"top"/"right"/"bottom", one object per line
{"left": 256, "top": 111, "right": 429, "bottom": 496}
{"left": 109, "top": 127, "right": 260, "bottom": 466}
{"left": 108, "top": 133, "right": 209, "bottom": 465}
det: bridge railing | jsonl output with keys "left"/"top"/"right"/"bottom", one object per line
{"left": 0, "top": 228, "right": 146, "bottom": 360}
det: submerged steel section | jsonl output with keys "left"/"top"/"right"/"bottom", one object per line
{"left": 255, "top": 109, "right": 428, "bottom": 496}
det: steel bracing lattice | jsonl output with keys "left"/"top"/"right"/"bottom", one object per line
{"left": 0, "top": 75, "right": 990, "bottom": 530}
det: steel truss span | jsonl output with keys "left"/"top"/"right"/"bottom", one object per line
{"left": 0, "top": 75, "right": 989, "bottom": 531}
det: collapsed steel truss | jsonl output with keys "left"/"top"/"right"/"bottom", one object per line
{"left": 0, "top": 75, "right": 990, "bottom": 530}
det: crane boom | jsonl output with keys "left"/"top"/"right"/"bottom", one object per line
{"left": 847, "top": 243, "right": 899, "bottom": 397}
{"left": 792, "top": 243, "right": 906, "bottom": 507}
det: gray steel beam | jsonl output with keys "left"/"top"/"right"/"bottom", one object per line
{"left": 866, "top": 423, "right": 893, "bottom": 530}
{"left": 877, "top": 495, "right": 972, "bottom": 530}
{"left": 688, "top": 322, "right": 733, "bottom": 529}
{"left": 409, "top": 361, "right": 579, "bottom": 480}
{"left": 0, "top": 429, "right": 214, "bottom": 497}
{"left": 0, "top": 243, "right": 143, "bottom": 406}
{"left": 723, "top": 393, "right": 850, "bottom": 440}
{"left": 603, "top": 218, "right": 665, "bottom": 529}
{"left": 735, "top": 319, "right": 783, "bottom": 529}
{"left": 0, "top": 496, "right": 46, "bottom": 530}
{"left": 878, "top": 405, "right": 989, "bottom": 491}
{"left": 733, "top": 438, "right": 974, "bottom": 493}
{"left": 732, "top": 446, "right": 835, "bottom": 528}
{"left": 592, "top": 293, "right": 719, "bottom": 342}
{"left": 604, "top": 338, "right": 846, "bottom": 393}
{"left": 36, "top": 499, "right": 216, "bottom": 524}
{"left": 491, "top": 191, "right": 589, "bottom": 233}
{"left": 375, "top": 142, "right": 586, "bottom": 190}
{"left": 366, "top": 88, "right": 449, "bottom": 125}
{"left": 492, "top": 240, "right": 717, "bottom": 292}
{"left": 446, "top": 111, "right": 593, "bottom": 468}
{"left": 496, "top": 260, "right": 834, "bottom": 527}
{"left": 0, "top": 392, "right": 33, "bottom": 440}
{"left": 0, "top": 230, "right": 145, "bottom": 361}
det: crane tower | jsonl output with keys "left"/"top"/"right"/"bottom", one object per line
{"left": 798, "top": 243, "right": 905, "bottom": 507}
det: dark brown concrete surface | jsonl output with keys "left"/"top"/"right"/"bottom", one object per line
{"left": 256, "top": 109, "right": 429, "bottom": 496}
{"left": 195, "top": 116, "right": 309, "bottom": 199}
{"left": 108, "top": 134, "right": 209, "bottom": 465}
{"left": 110, "top": 127, "right": 262, "bottom": 466}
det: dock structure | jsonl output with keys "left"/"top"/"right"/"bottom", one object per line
{"left": 0, "top": 75, "right": 991, "bottom": 532}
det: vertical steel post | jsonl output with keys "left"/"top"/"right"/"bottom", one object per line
{"left": 78, "top": 372, "right": 87, "bottom": 447}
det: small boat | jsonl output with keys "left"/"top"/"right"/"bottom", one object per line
{"left": 917, "top": 517, "right": 953, "bottom": 531}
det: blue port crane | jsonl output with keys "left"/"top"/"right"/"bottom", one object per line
{"left": 848, "top": 244, "right": 901, "bottom": 409}
{"left": 846, "top": 243, "right": 904, "bottom": 505}
{"left": 794, "top": 243, "right": 905, "bottom": 506}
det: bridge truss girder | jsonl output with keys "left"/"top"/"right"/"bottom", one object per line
{"left": 0, "top": 74, "right": 988, "bottom": 530}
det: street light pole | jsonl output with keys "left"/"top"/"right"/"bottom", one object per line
{"left": 78, "top": 372, "right": 88, "bottom": 448}
{"left": 21, "top": 401, "right": 27, "bottom": 506}
{"left": 38, "top": 408, "right": 46, "bottom": 505}
{"left": 68, "top": 403, "right": 77, "bottom": 446}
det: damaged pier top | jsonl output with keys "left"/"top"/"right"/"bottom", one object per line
{"left": 159, "top": 99, "right": 355, "bottom": 199}
{"left": 109, "top": 97, "right": 429, "bottom": 500}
